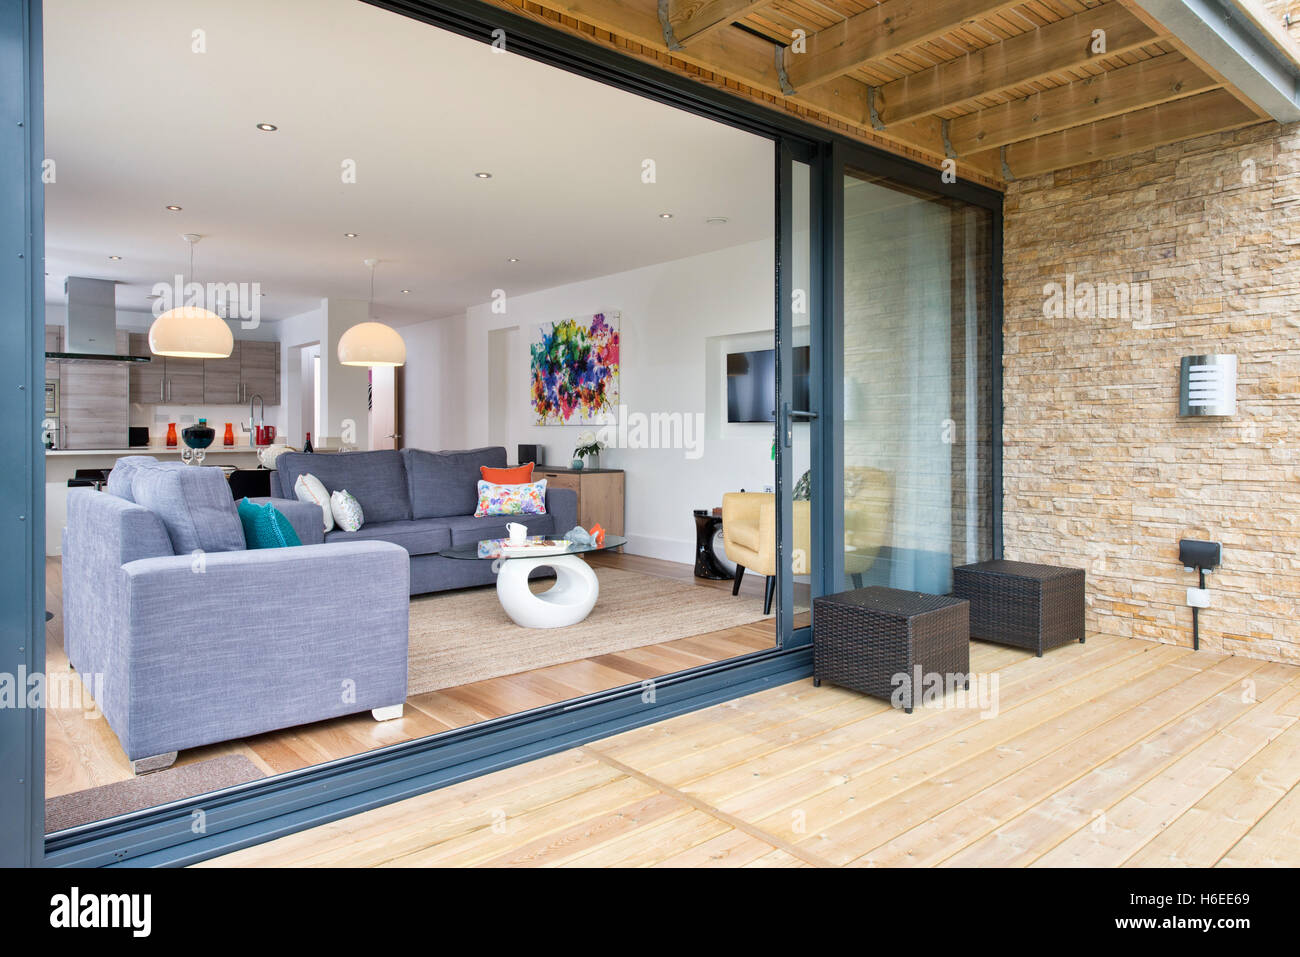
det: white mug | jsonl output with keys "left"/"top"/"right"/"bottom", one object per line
{"left": 506, "top": 522, "right": 528, "bottom": 545}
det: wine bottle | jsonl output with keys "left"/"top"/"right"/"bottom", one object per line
{"left": 304, "top": 432, "right": 314, "bottom": 453}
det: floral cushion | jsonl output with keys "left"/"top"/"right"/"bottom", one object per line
{"left": 474, "top": 479, "right": 548, "bottom": 517}
{"left": 330, "top": 489, "right": 365, "bottom": 532}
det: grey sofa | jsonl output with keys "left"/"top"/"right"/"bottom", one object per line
{"left": 63, "top": 459, "right": 410, "bottom": 774}
{"left": 269, "top": 447, "right": 578, "bottom": 595}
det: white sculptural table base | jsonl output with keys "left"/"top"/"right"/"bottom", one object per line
{"left": 495, "top": 553, "right": 600, "bottom": 628}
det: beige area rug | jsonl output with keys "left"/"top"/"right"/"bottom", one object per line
{"left": 46, "top": 754, "right": 265, "bottom": 833}
{"left": 408, "top": 567, "right": 772, "bottom": 694}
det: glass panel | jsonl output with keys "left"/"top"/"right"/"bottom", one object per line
{"left": 786, "top": 159, "right": 814, "bottom": 628}
{"left": 841, "top": 170, "right": 994, "bottom": 594}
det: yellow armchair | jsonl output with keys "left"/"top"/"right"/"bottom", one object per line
{"left": 722, "top": 467, "right": 891, "bottom": 613}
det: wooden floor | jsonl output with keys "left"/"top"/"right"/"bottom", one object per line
{"left": 206, "top": 633, "right": 1300, "bottom": 867}
{"left": 44, "top": 552, "right": 774, "bottom": 806}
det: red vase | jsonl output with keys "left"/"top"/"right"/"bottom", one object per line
{"left": 165, "top": 423, "right": 178, "bottom": 448}
{"left": 223, "top": 422, "right": 235, "bottom": 446}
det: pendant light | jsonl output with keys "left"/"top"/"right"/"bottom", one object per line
{"left": 337, "top": 257, "right": 406, "bottom": 367}
{"left": 148, "top": 234, "right": 234, "bottom": 358}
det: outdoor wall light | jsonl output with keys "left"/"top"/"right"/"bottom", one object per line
{"left": 1179, "top": 354, "right": 1236, "bottom": 416}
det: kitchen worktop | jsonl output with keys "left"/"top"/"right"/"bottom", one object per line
{"left": 46, "top": 446, "right": 264, "bottom": 456}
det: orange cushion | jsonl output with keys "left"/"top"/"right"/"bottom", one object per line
{"left": 480, "top": 462, "right": 534, "bottom": 484}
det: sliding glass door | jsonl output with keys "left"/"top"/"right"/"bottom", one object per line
{"left": 831, "top": 161, "right": 998, "bottom": 595}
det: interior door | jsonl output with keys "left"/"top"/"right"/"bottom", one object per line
{"left": 368, "top": 365, "right": 402, "bottom": 449}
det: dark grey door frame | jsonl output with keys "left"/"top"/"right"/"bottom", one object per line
{"left": 824, "top": 140, "right": 1005, "bottom": 587}
{"left": 0, "top": 0, "right": 45, "bottom": 868}
{"left": 1, "top": 0, "right": 1001, "bottom": 868}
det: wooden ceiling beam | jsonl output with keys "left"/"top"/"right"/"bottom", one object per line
{"left": 973, "top": 87, "right": 1259, "bottom": 178}
{"left": 876, "top": 2, "right": 1162, "bottom": 127}
{"left": 1113, "top": 0, "right": 1273, "bottom": 121}
{"left": 785, "top": 0, "right": 1024, "bottom": 92}
{"left": 520, "top": 0, "right": 1003, "bottom": 179}
{"left": 947, "top": 52, "right": 1218, "bottom": 155}
{"left": 669, "top": 0, "right": 773, "bottom": 46}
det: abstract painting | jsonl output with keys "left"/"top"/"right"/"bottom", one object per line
{"left": 529, "top": 312, "right": 620, "bottom": 425}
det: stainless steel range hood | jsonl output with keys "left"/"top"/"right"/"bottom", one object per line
{"left": 46, "top": 277, "right": 151, "bottom": 363}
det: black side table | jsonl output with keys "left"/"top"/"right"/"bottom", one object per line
{"left": 812, "top": 587, "right": 970, "bottom": 712}
{"left": 693, "top": 510, "right": 732, "bottom": 580}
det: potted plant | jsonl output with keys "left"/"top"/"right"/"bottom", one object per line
{"left": 572, "top": 431, "right": 605, "bottom": 470}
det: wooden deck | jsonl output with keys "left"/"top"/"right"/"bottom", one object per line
{"left": 205, "top": 633, "right": 1300, "bottom": 867}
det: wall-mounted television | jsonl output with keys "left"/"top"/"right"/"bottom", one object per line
{"left": 726, "top": 346, "right": 810, "bottom": 423}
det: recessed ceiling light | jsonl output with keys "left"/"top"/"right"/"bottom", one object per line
{"left": 659, "top": 212, "right": 674, "bottom": 219}
{"left": 705, "top": 216, "right": 729, "bottom": 225}
{"left": 256, "top": 123, "right": 278, "bottom": 132}
{"left": 507, "top": 257, "right": 519, "bottom": 263}
{"left": 108, "top": 255, "right": 122, "bottom": 260}
{"left": 400, "top": 289, "right": 411, "bottom": 294}
{"left": 474, "top": 172, "right": 493, "bottom": 179}
{"left": 344, "top": 232, "right": 359, "bottom": 238}
{"left": 165, "top": 205, "right": 183, "bottom": 211}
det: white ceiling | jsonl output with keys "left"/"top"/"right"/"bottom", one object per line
{"left": 43, "top": 0, "right": 774, "bottom": 323}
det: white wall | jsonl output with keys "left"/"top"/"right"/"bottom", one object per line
{"left": 399, "top": 312, "right": 468, "bottom": 452}
{"left": 403, "top": 239, "right": 801, "bottom": 564}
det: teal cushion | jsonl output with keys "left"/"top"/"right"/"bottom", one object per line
{"left": 237, "top": 498, "right": 303, "bottom": 549}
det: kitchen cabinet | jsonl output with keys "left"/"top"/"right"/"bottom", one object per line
{"left": 45, "top": 325, "right": 61, "bottom": 384}
{"left": 239, "top": 340, "right": 278, "bottom": 404}
{"left": 128, "top": 332, "right": 163, "bottom": 403}
{"left": 202, "top": 340, "right": 241, "bottom": 403}
{"left": 127, "top": 334, "right": 278, "bottom": 405}
{"left": 61, "top": 361, "right": 128, "bottom": 449}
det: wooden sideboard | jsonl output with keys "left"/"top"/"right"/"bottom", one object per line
{"left": 536, "top": 467, "right": 624, "bottom": 536}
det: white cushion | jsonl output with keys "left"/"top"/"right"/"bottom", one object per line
{"left": 330, "top": 489, "right": 364, "bottom": 532}
{"left": 294, "top": 472, "right": 333, "bottom": 532}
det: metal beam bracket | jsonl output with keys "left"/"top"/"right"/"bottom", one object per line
{"left": 657, "top": 0, "right": 684, "bottom": 51}
{"left": 774, "top": 43, "right": 796, "bottom": 95}
{"left": 867, "top": 86, "right": 886, "bottom": 130}
{"left": 941, "top": 118, "right": 957, "bottom": 159}
{"left": 1000, "top": 145, "right": 1016, "bottom": 182}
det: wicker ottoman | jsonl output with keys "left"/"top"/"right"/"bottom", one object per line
{"left": 952, "top": 560, "right": 1086, "bottom": 656}
{"left": 812, "top": 587, "right": 970, "bottom": 713}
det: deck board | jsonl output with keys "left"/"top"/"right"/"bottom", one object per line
{"left": 205, "top": 636, "right": 1300, "bottom": 867}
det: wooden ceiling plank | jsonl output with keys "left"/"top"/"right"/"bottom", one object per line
{"left": 877, "top": 2, "right": 1161, "bottom": 126}
{"left": 948, "top": 52, "right": 1218, "bottom": 153}
{"left": 673, "top": 0, "right": 777, "bottom": 45}
{"left": 531, "top": 0, "right": 1005, "bottom": 178}
{"left": 976, "top": 87, "right": 1260, "bottom": 177}
{"left": 1113, "top": 0, "right": 1273, "bottom": 120}
{"left": 786, "top": 0, "right": 1025, "bottom": 91}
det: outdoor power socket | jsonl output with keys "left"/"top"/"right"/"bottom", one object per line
{"left": 1187, "top": 587, "right": 1212, "bottom": 609}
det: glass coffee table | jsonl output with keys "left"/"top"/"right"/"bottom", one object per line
{"left": 440, "top": 534, "right": 628, "bottom": 628}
